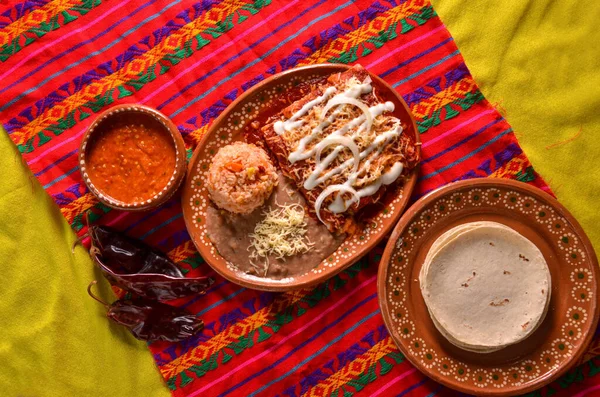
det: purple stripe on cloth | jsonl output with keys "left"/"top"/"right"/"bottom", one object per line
{"left": 380, "top": 36, "right": 454, "bottom": 78}
{"left": 393, "top": 49, "right": 460, "bottom": 88}
{"left": 157, "top": 289, "right": 280, "bottom": 362}
{"left": 33, "top": 148, "right": 77, "bottom": 176}
{"left": 419, "top": 127, "right": 513, "bottom": 181}
{"left": 454, "top": 141, "right": 523, "bottom": 181}
{"left": 281, "top": 324, "right": 390, "bottom": 397}
{"left": 416, "top": 142, "right": 524, "bottom": 199}
{"left": 221, "top": 302, "right": 380, "bottom": 397}
{"left": 422, "top": 109, "right": 496, "bottom": 149}
{"left": 366, "top": 24, "right": 445, "bottom": 70}
{"left": 422, "top": 118, "right": 503, "bottom": 164}
{"left": 395, "top": 378, "right": 428, "bottom": 397}
{"left": 29, "top": 125, "right": 86, "bottom": 165}
{"left": 402, "top": 63, "right": 469, "bottom": 107}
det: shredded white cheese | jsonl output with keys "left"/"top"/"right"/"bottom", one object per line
{"left": 248, "top": 203, "right": 314, "bottom": 276}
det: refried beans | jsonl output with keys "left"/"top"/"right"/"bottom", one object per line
{"left": 206, "top": 173, "right": 344, "bottom": 279}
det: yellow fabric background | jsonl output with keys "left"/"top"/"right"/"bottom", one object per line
{"left": 0, "top": 133, "right": 170, "bottom": 397}
{"left": 0, "top": 0, "right": 598, "bottom": 395}
{"left": 432, "top": 0, "right": 600, "bottom": 252}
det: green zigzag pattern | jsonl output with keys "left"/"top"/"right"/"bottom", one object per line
{"left": 328, "top": 5, "right": 436, "bottom": 64}
{"left": 0, "top": 0, "right": 103, "bottom": 62}
{"left": 417, "top": 90, "right": 485, "bottom": 133}
{"left": 331, "top": 351, "right": 405, "bottom": 397}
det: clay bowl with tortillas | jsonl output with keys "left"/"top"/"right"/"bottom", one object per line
{"left": 378, "top": 178, "right": 599, "bottom": 396}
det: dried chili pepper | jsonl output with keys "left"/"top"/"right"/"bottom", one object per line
{"left": 87, "top": 281, "right": 204, "bottom": 342}
{"left": 78, "top": 225, "right": 213, "bottom": 301}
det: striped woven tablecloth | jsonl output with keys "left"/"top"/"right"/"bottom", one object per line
{"left": 2, "top": 0, "right": 599, "bottom": 395}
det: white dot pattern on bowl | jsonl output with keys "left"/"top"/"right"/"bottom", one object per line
{"left": 385, "top": 185, "right": 597, "bottom": 389}
{"left": 80, "top": 105, "right": 182, "bottom": 208}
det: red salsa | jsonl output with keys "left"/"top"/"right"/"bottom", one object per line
{"left": 86, "top": 121, "right": 176, "bottom": 203}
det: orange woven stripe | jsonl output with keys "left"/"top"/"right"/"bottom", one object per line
{"left": 298, "top": 0, "right": 424, "bottom": 66}
{"left": 0, "top": 0, "right": 79, "bottom": 47}
{"left": 302, "top": 337, "right": 397, "bottom": 397}
{"left": 490, "top": 152, "right": 530, "bottom": 178}
{"left": 60, "top": 191, "right": 97, "bottom": 224}
{"left": 11, "top": 0, "right": 250, "bottom": 146}
{"left": 410, "top": 76, "right": 476, "bottom": 119}
{"left": 185, "top": 124, "right": 211, "bottom": 148}
{"left": 159, "top": 289, "right": 307, "bottom": 379}
{"left": 167, "top": 240, "right": 198, "bottom": 263}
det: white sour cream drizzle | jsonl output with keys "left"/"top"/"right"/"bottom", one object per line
{"left": 274, "top": 86, "right": 338, "bottom": 136}
{"left": 273, "top": 79, "right": 404, "bottom": 224}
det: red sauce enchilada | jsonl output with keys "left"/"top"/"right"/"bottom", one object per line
{"left": 251, "top": 64, "right": 420, "bottom": 234}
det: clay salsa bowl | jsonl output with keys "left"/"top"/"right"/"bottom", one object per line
{"left": 79, "top": 104, "right": 187, "bottom": 211}
{"left": 181, "top": 64, "right": 421, "bottom": 291}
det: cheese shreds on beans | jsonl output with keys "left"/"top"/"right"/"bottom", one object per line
{"left": 248, "top": 204, "right": 314, "bottom": 274}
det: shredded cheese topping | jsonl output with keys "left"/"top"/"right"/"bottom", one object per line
{"left": 248, "top": 204, "right": 314, "bottom": 275}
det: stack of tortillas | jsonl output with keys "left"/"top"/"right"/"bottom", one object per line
{"left": 419, "top": 221, "right": 551, "bottom": 353}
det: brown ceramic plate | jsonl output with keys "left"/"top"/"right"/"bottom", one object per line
{"left": 182, "top": 64, "right": 420, "bottom": 291}
{"left": 378, "top": 178, "right": 599, "bottom": 396}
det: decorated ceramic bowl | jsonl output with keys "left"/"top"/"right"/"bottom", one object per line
{"left": 79, "top": 104, "right": 186, "bottom": 211}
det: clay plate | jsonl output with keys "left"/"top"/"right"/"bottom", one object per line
{"left": 182, "top": 64, "right": 420, "bottom": 291}
{"left": 378, "top": 178, "right": 599, "bottom": 396}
